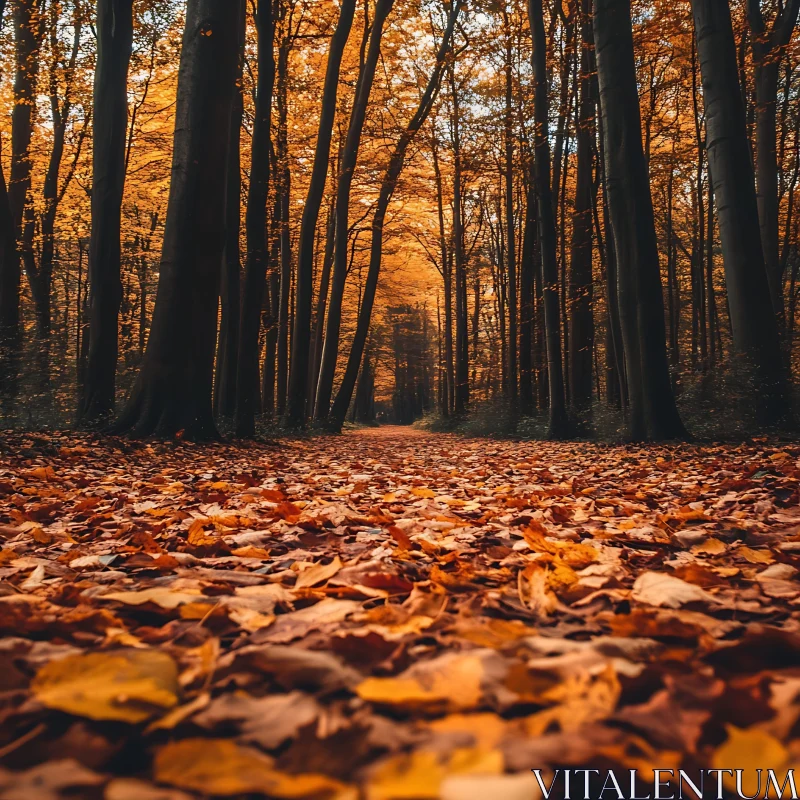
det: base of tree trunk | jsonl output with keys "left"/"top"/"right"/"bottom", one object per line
{"left": 112, "top": 383, "right": 220, "bottom": 441}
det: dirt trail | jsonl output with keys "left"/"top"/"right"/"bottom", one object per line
{"left": 1, "top": 428, "right": 799, "bottom": 795}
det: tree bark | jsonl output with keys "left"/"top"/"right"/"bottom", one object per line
{"left": 0, "top": 0, "right": 21, "bottom": 400}
{"left": 747, "top": 0, "right": 800, "bottom": 315}
{"left": 502, "top": 4, "right": 517, "bottom": 403}
{"left": 529, "top": 0, "right": 568, "bottom": 437}
{"left": 286, "top": 0, "right": 356, "bottom": 427}
{"left": 691, "top": 0, "right": 789, "bottom": 423}
{"left": 80, "top": 0, "right": 134, "bottom": 423}
{"left": 235, "top": 0, "right": 275, "bottom": 437}
{"left": 314, "top": 0, "right": 394, "bottom": 422}
{"left": 114, "top": 0, "right": 241, "bottom": 438}
{"left": 594, "top": 0, "right": 686, "bottom": 440}
{"left": 214, "top": 9, "right": 246, "bottom": 420}
{"left": 568, "top": 0, "right": 596, "bottom": 412}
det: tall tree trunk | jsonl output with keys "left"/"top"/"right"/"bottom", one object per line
{"left": 568, "top": 0, "right": 596, "bottom": 412}
{"left": 519, "top": 156, "right": 535, "bottom": 415}
{"left": 594, "top": 0, "right": 686, "bottom": 440}
{"left": 9, "top": 0, "right": 43, "bottom": 239}
{"left": 449, "top": 63, "right": 469, "bottom": 414}
{"left": 432, "top": 134, "right": 453, "bottom": 416}
{"left": 214, "top": 10, "right": 246, "bottom": 420}
{"left": 80, "top": 0, "right": 134, "bottom": 423}
{"left": 286, "top": 0, "right": 356, "bottom": 427}
{"left": 529, "top": 0, "right": 568, "bottom": 438}
{"left": 747, "top": 0, "right": 800, "bottom": 315}
{"left": 314, "top": 0, "right": 394, "bottom": 422}
{"left": 275, "top": 35, "right": 291, "bottom": 416}
{"left": 308, "top": 190, "right": 335, "bottom": 418}
{"left": 114, "top": 0, "right": 241, "bottom": 438}
{"left": 235, "top": 0, "right": 275, "bottom": 437}
{"left": 691, "top": 0, "right": 789, "bottom": 423}
{"left": 502, "top": 4, "right": 517, "bottom": 403}
{"left": 0, "top": 0, "right": 21, "bottom": 401}
{"left": 327, "top": 0, "right": 462, "bottom": 430}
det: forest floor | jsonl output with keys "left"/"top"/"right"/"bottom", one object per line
{"left": 1, "top": 427, "right": 800, "bottom": 798}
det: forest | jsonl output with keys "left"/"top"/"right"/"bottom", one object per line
{"left": 3, "top": 0, "right": 800, "bottom": 796}
{"left": 0, "top": 0, "right": 797, "bottom": 440}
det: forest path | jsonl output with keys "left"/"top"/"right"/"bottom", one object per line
{"left": 1, "top": 430, "right": 800, "bottom": 794}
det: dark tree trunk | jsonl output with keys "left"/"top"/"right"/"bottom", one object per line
{"left": 327, "top": 0, "right": 462, "bottom": 431}
{"left": 275, "top": 36, "right": 291, "bottom": 416}
{"left": 308, "top": 192, "right": 335, "bottom": 418}
{"left": 519, "top": 157, "right": 535, "bottom": 415}
{"left": 314, "top": 0, "right": 393, "bottom": 422}
{"left": 529, "top": 0, "right": 568, "bottom": 437}
{"left": 9, "top": 0, "right": 43, "bottom": 238}
{"left": 449, "top": 64, "right": 469, "bottom": 414}
{"left": 80, "top": 0, "right": 134, "bottom": 423}
{"left": 214, "top": 10, "right": 246, "bottom": 420}
{"left": 433, "top": 135, "right": 454, "bottom": 415}
{"left": 114, "top": 0, "right": 241, "bottom": 439}
{"left": 747, "top": 0, "right": 800, "bottom": 315}
{"left": 568, "top": 0, "right": 596, "bottom": 412}
{"left": 594, "top": 0, "right": 686, "bottom": 440}
{"left": 502, "top": 4, "right": 517, "bottom": 403}
{"left": 0, "top": 0, "right": 21, "bottom": 400}
{"left": 235, "top": 0, "right": 275, "bottom": 437}
{"left": 691, "top": 0, "right": 789, "bottom": 423}
{"left": 286, "top": 0, "right": 356, "bottom": 427}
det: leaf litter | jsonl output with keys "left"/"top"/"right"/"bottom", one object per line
{"left": 1, "top": 427, "right": 800, "bottom": 797}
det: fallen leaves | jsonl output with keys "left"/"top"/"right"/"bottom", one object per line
{"left": 32, "top": 649, "right": 179, "bottom": 723}
{"left": 2, "top": 428, "right": 800, "bottom": 796}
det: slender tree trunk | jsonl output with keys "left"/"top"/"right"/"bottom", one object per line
{"left": 432, "top": 134, "right": 453, "bottom": 416}
{"left": 80, "top": 0, "right": 134, "bottom": 423}
{"left": 747, "top": 0, "right": 800, "bottom": 314}
{"left": 449, "top": 64, "right": 469, "bottom": 414}
{"left": 503, "top": 5, "right": 517, "bottom": 403}
{"left": 286, "top": 0, "right": 356, "bottom": 427}
{"left": 235, "top": 0, "right": 275, "bottom": 437}
{"left": 314, "top": 0, "right": 393, "bottom": 422}
{"left": 691, "top": 0, "right": 788, "bottom": 423}
{"left": 519, "top": 156, "right": 535, "bottom": 415}
{"left": 308, "top": 191, "right": 335, "bottom": 418}
{"left": 9, "top": 0, "right": 43, "bottom": 239}
{"left": 327, "top": 0, "right": 462, "bottom": 430}
{"left": 114, "top": 0, "right": 241, "bottom": 439}
{"left": 568, "top": 0, "right": 596, "bottom": 412}
{"left": 0, "top": 0, "right": 21, "bottom": 401}
{"left": 275, "top": 35, "right": 291, "bottom": 416}
{"left": 214, "top": 10, "right": 246, "bottom": 420}
{"left": 529, "top": 0, "right": 568, "bottom": 437}
{"left": 594, "top": 0, "right": 686, "bottom": 440}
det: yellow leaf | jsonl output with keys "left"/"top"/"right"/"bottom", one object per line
{"left": 411, "top": 487, "right": 436, "bottom": 499}
{"left": 101, "top": 587, "right": 206, "bottom": 610}
{"left": 712, "top": 726, "right": 788, "bottom": 796}
{"left": 295, "top": 556, "right": 343, "bottom": 589}
{"left": 691, "top": 538, "right": 726, "bottom": 556}
{"left": 154, "top": 738, "right": 349, "bottom": 798}
{"left": 367, "top": 751, "right": 445, "bottom": 800}
{"left": 32, "top": 649, "right": 179, "bottom": 723}
{"left": 738, "top": 546, "right": 775, "bottom": 565}
{"left": 188, "top": 519, "right": 218, "bottom": 547}
{"left": 357, "top": 653, "right": 485, "bottom": 711}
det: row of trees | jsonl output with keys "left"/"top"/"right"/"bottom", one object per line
{"left": 0, "top": 0, "right": 797, "bottom": 439}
